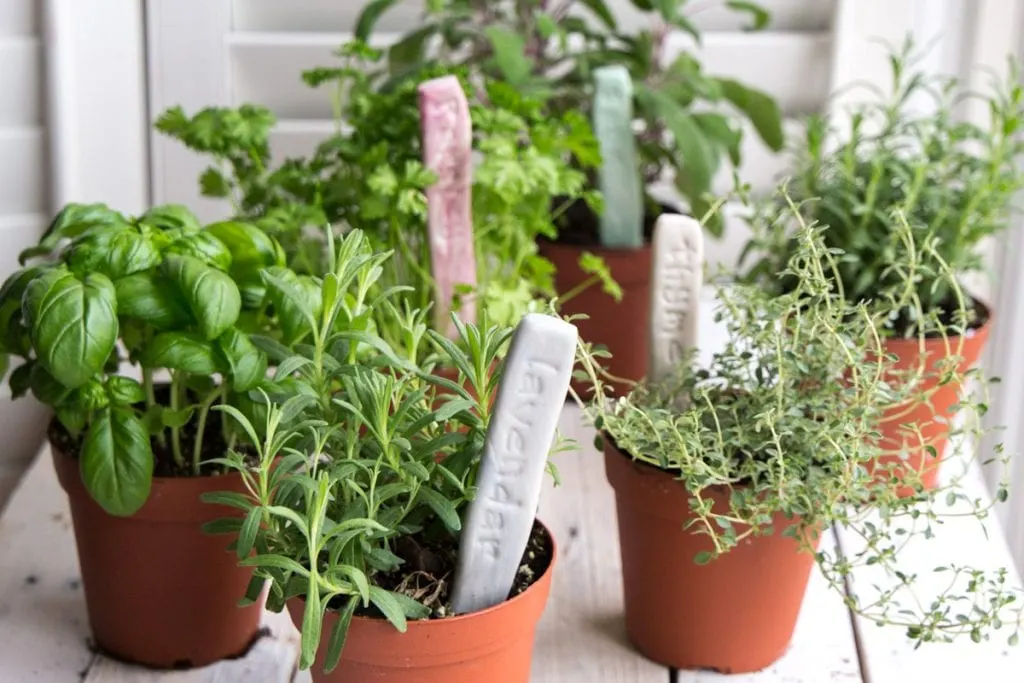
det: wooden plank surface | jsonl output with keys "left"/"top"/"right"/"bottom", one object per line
{"left": 835, "top": 443, "right": 1024, "bottom": 683}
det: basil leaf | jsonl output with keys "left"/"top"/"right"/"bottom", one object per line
{"left": 76, "top": 378, "right": 110, "bottom": 411}
{"left": 107, "top": 376, "right": 145, "bottom": 406}
{"left": 114, "top": 272, "right": 193, "bottom": 329}
{"left": 7, "top": 361, "right": 32, "bottom": 399}
{"left": 0, "top": 266, "right": 44, "bottom": 355}
{"left": 205, "top": 220, "right": 285, "bottom": 274}
{"left": 143, "top": 331, "right": 221, "bottom": 375}
{"left": 163, "top": 254, "right": 242, "bottom": 341}
{"left": 66, "top": 225, "right": 162, "bottom": 280}
{"left": 80, "top": 407, "right": 154, "bottom": 516}
{"left": 262, "top": 267, "right": 321, "bottom": 345}
{"left": 23, "top": 269, "right": 118, "bottom": 390}
{"left": 33, "top": 203, "right": 126, "bottom": 260}
{"left": 29, "top": 363, "right": 72, "bottom": 405}
{"left": 140, "top": 204, "right": 202, "bottom": 233}
{"left": 164, "top": 232, "right": 233, "bottom": 272}
{"left": 217, "top": 328, "right": 268, "bottom": 392}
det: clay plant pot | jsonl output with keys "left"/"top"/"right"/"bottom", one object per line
{"left": 871, "top": 312, "right": 993, "bottom": 496}
{"left": 604, "top": 439, "right": 820, "bottom": 674}
{"left": 538, "top": 239, "right": 651, "bottom": 398}
{"left": 286, "top": 521, "right": 556, "bottom": 683}
{"left": 50, "top": 430, "right": 262, "bottom": 669}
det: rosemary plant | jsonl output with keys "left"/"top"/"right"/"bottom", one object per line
{"left": 740, "top": 40, "right": 1024, "bottom": 330}
{"left": 577, "top": 189, "right": 1019, "bottom": 645}
{"left": 205, "top": 229, "right": 576, "bottom": 673}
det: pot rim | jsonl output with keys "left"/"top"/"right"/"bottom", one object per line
{"left": 289, "top": 517, "right": 558, "bottom": 628}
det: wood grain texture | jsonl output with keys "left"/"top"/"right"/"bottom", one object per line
{"left": 836, "top": 442, "right": 1024, "bottom": 683}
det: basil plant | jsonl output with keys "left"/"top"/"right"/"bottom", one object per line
{"left": 0, "top": 203, "right": 287, "bottom": 516}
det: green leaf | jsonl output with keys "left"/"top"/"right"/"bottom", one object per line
{"left": 484, "top": 27, "right": 532, "bottom": 86}
{"left": 717, "top": 77, "right": 784, "bottom": 151}
{"left": 161, "top": 406, "right": 195, "bottom": 429}
{"left": 217, "top": 328, "right": 267, "bottom": 392}
{"left": 67, "top": 227, "right": 162, "bottom": 280}
{"left": 726, "top": 1, "right": 771, "bottom": 31}
{"left": 143, "top": 332, "right": 221, "bottom": 375}
{"left": 0, "top": 266, "right": 44, "bottom": 356}
{"left": 80, "top": 407, "right": 154, "bottom": 516}
{"left": 7, "top": 362, "right": 32, "bottom": 399}
{"left": 388, "top": 592, "right": 431, "bottom": 620}
{"left": 694, "top": 551, "right": 714, "bottom": 565}
{"left": 165, "top": 232, "right": 233, "bottom": 272}
{"left": 300, "top": 581, "right": 323, "bottom": 670}
{"left": 163, "top": 254, "right": 242, "bottom": 340}
{"left": 579, "top": 0, "right": 617, "bottom": 28}
{"left": 237, "top": 507, "right": 261, "bottom": 559}
{"left": 388, "top": 24, "right": 438, "bottom": 74}
{"left": 417, "top": 488, "right": 462, "bottom": 532}
{"left": 106, "top": 376, "right": 145, "bottom": 406}
{"left": 140, "top": 204, "right": 203, "bottom": 233}
{"left": 198, "top": 167, "right": 231, "bottom": 198}
{"left": 238, "top": 553, "right": 310, "bottom": 576}
{"left": 34, "top": 203, "right": 127, "bottom": 257}
{"left": 23, "top": 269, "right": 118, "bottom": 390}
{"left": 262, "top": 267, "right": 321, "bottom": 345}
{"left": 355, "top": 0, "right": 400, "bottom": 41}
{"left": 368, "top": 586, "right": 407, "bottom": 633}
{"left": 205, "top": 220, "right": 284, "bottom": 273}
{"left": 114, "top": 272, "right": 193, "bottom": 329}
{"left": 323, "top": 597, "right": 357, "bottom": 674}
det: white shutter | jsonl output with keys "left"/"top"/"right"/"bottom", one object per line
{"left": 0, "top": 0, "right": 50, "bottom": 502}
{"left": 0, "top": 0, "right": 47, "bottom": 281}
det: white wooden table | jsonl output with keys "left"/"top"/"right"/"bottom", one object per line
{"left": 3, "top": 296, "right": 1024, "bottom": 681}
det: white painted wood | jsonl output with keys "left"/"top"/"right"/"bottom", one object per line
{"left": 0, "top": 37, "right": 41, "bottom": 127}
{"left": 533, "top": 411, "right": 672, "bottom": 683}
{"left": 84, "top": 610, "right": 299, "bottom": 683}
{"left": 226, "top": 31, "right": 831, "bottom": 119}
{"left": 0, "top": 128, "right": 45, "bottom": 214}
{"left": 835, "top": 445, "right": 1024, "bottom": 683}
{"left": 42, "top": 0, "right": 149, "bottom": 213}
{"left": 232, "top": 0, "right": 836, "bottom": 34}
{"left": 145, "top": 0, "right": 231, "bottom": 218}
{"left": 0, "top": 0, "right": 36, "bottom": 36}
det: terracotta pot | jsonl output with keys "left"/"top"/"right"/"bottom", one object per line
{"left": 538, "top": 239, "right": 651, "bottom": 397}
{"left": 286, "top": 521, "right": 556, "bottom": 683}
{"left": 51, "top": 432, "right": 262, "bottom": 669}
{"left": 872, "top": 314, "right": 992, "bottom": 496}
{"left": 604, "top": 439, "right": 820, "bottom": 673}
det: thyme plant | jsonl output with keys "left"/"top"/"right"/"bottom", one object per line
{"left": 0, "top": 203, "right": 281, "bottom": 515}
{"left": 740, "top": 40, "right": 1024, "bottom": 328}
{"left": 577, "top": 189, "right": 1021, "bottom": 645}
{"left": 360, "top": 0, "right": 784, "bottom": 235}
{"left": 156, "top": 42, "right": 611, "bottom": 350}
{"left": 205, "top": 229, "right": 576, "bottom": 673}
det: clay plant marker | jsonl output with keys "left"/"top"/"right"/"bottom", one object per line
{"left": 419, "top": 74, "right": 478, "bottom": 338}
{"left": 593, "top": 64, "right": 644, "bottom": 250}
{"left": 648, "top": 214, "right": 703, "bottom": 383}
{"left": 450, "top": 313, "right": 578, "bottom": 615}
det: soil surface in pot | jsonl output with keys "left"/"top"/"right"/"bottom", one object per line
{"left": 547, "top": 196, "right": 676, "bottom": 247}
{"left": 344, "top": 520, "right": 553, "bottom": 620}
{"left": 47, "top": 384, "right": 255, "bottom": 479}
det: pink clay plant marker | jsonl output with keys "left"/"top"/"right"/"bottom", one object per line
{"left": 419, "top": 75, "right": 478, "bottom": 338}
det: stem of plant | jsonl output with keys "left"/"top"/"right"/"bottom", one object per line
{"left": 193, "top": 387, "right": 225, "bottom": 476}
{"left": 169, "top": 372, "right": 184, "bottom": 469}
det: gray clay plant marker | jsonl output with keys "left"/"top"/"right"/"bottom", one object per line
{"left": 419, "top": 75, "right": 478, "bottom": 338}
{"left": 450, "top": 313, "right": 578, "bottom": 616}
{"left": 648, "top": 213, "right": 703, "bottom": 383}
{"left": 593, "top": 64, "right": 644, "bottom": 250}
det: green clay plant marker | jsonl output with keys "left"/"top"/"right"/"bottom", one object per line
{"left": 593, "top": 65, "right": 644, "bottom": 250}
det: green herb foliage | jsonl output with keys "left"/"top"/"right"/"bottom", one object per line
{"left": 359, "top": 0, "right": 785, "bottom": 236}
{"left": 156, "top": 41, "right": 608, "bottom": 352}
{"left": 740, "top": 40, "right": 1024, "bottom": 326}
{"left": 206, "top": 229, "right": 578, "bottom": 672}
{"left": 577, "top": 188, "right": 1019, "bottom": 645}
{"left": 0, "top": 203, "right": 283, "bottom": 515}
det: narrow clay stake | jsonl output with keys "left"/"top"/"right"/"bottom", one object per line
{"left": 419, "top": 75, "right": 477, "bottom": 337}
{"left": 450, "top": 313, "right": 578, "bottom": 615}
{"left": 593, "top": 65, "right": 644, "bottom": 249}
{"left": 648, "top": 214, "right": 703, "bottom": 383}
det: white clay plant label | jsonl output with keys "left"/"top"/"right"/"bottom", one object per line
{"left": 450, "top": 313, "right": 578, "bottom": 615}
{"left": 419, "top": 75, "right": 478, "bottom": 338}
{"left": 648, "top": 214, "right": 703, "bottom": 383}
{"left": 593, "top": 65, "right": 644, "bottom": 249}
